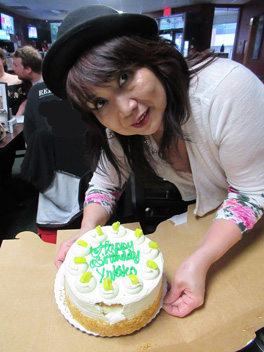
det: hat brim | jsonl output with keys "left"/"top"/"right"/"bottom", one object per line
{"left": 43, "top": 13, "right": 158, "bottom": 99}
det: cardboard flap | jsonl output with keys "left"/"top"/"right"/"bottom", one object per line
{"left": 1, "top": 212, "right": 264, "bottom": 351}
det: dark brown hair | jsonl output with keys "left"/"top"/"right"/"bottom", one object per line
{"left": 14, "top": 46, "right": 42, "bottom": 73}
{"left": 66, "top": 35, "right": 214, "bottom": 181}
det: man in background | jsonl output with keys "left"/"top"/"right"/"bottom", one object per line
{"left": 12, "top": 46, "right": 43, "bottom": 85}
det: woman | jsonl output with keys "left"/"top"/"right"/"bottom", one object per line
{"left": 43, "top": 5, "right": 264, "bottom": 318}
{"left": 0, "top": 48, "right": 26, "bottom": 115}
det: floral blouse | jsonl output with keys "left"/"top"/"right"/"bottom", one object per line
{"left": 215, "top": 186, "right": 264, "bottom": 234}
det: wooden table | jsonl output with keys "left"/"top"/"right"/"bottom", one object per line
{"left": 0, "top": 123, "right": 23, "bottom": 153}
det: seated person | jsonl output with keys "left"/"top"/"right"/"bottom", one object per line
{"left": 21, "top": 81, "right": 91, "bottom": 243}
{"left": 0, "top": 48, "right": 27, "bottom": 115}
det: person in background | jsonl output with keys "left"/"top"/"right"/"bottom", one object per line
{"left": 43, "top": 5, "right": 264, "bottom": 318}
{"left": 0, "top": 48, "right": 26, "bottom": 116}
{"left": 21, "top": 81, "right": 90, "bottom": 244}
{"left": 12, "top": 46, "right": 43, "bottom": 86}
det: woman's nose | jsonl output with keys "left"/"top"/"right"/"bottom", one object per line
{"left": 116, "top": 96, "right": 137, "bottom": 118}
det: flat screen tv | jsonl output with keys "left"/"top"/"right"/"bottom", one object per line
{"left": 28, "top": 26, "right": 38, "bottom": 39}
{"left": 1, "top": 13, "right": 14, "bottom": 35}
{"left": 0, "top": 29, "right": 11, "bottom": 41}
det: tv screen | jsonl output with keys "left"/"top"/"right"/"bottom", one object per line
{"left": 50, "top": 22, "right": 61, "bottom": 43}
{"left": 28, "top": 26, "right": 38, "bottom": 39}
{"left": 1, "top": 13, "right": 14, "bottom": 35}
{"left": 0, "top": 29, "right": 11, "bottom": 41}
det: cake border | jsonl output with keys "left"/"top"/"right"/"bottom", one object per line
{"left": 54, "top": 263, "right": 167, "bottom": 337}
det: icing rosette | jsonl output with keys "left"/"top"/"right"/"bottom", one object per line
{"left": 89, "top": 225, "right": 107, "bottom": 245}
{"left": 72, "top": 239, "right": 91, "bottom": 257}
{"left": 110, "top": 221, "right": 127, "bottom": 238}
{"left": 67, "top": 256, "right": 88, "bottom": 276}
{"left": 133, "top": 228, "right": 145, "bottom": 246}
{"left": 100, "top": 278, "right": 119, "bottom": 299}
{"left": 142, "top": 241, "right": 160, "bottom": 260}
{"left": 75, "top": 271, "right": 97, "bottom": 293}
{"left": 139, "top": 260, "right": 160, "bottom": 280}
{"left": 124, "top": 274, "right": 143, "bottom": 295}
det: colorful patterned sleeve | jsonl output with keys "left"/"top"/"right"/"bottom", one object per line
{"left": 215, "top": 185, "right": 264, "bottom": 235}
{"left": 84, "top": 183, "right": 125, "bottom": 217}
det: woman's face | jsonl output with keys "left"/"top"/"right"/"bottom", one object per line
{"left": 87, "top": 67, "right": 167, "bottom": 141}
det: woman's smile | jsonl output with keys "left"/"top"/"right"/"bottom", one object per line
{"left": 131, "top": 107, "right": 150, "bottom": 128}
{"left": 87, "top": 67, "right": 167, "bottom": 140}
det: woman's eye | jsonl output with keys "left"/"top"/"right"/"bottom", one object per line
{"left": 95, "top": 98, "right": 106, "bottom": 110}
{"left": 119, "top": 72, "right": 128, "bottom": 87}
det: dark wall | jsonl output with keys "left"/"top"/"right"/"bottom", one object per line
{"left": 233, "top": 0, "right": 264, "bottom": 80}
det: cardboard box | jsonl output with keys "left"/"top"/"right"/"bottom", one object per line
{"left": 1, "top": 205, "right": 264, "bottom": 352}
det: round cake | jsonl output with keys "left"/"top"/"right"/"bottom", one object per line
{"left": 64, "top": 222, "right": 164, "bottom": 336}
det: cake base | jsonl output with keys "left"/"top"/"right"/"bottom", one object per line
{"left": 65, "top": 282, "right": 163, "bottom": 336}
{"left": 54, "top": 264, "right": 167, "bottom": 337}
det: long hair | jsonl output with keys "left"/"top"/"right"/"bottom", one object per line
{"left": 66, "top": 35, "right": 214, "bottom": 181}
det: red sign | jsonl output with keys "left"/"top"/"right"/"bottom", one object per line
{"left": 163, "top": 7, "right": 171, "bottom": 16}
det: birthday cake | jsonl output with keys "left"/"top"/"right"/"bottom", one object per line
{"left": 64, "top": 222, "right": 164, "bottom": 336}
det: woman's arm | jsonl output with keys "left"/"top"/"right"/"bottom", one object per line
{"left": 163, "top": 218, "right": 241, "bottom": 317}
{"left": 163, "top": 63, "right": 264, "bottom": 317}
{"left": 54, "top": 203, "right": 109, "bottom": 268}
{"left": 54, "top": 132, "right": 131, "bottom": 268}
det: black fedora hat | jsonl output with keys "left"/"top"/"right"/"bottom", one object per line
{"left": 43, "top": 5, "right": 158, "bottom": 98}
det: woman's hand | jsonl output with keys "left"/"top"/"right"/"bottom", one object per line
{"left": 54, "top": 228, "right": 88, "bottom": 268}
{"left": 163, "top": 255, "right": 207, "bottom": 317}
{"left": 163, "top": 219, "right": 242, "bottom": 317}
{"left": 54, "top": 203, "right": 110, "bottom": 269}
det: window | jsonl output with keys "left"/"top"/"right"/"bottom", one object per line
{"left": 210, "top": 7, "right": 240, "bottom": 59}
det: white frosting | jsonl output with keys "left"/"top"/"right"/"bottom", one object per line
{"left": 75, "top": 274, "right": 97, "bottom": 293}
{"left": 65, "top": 225, "right": 164, "bottom": 325}
{"left": 100, "top": 281, "right": 119, "bottom": 299}
{"left": 139, "top": 261, "right": 160, "bottom": 280}
{"left": 88, "top": 227, "right": 108, "bottom": 245}
{"left": 109, "top": 225, "right": 127, "bottom": 238}
{"left": 124, "top": 275, "right": 143, "bottom": 295}
{"left": 141, "top": 244, "right": 159, "bottom": 260}
{"left": 133, "top": 233, "right": 145, "bottom": 246}
{"left": 72, "top": 240, "right": 91, "bottom": 257}
{"left": 67, "top": 258, "right": 88, "bottom": 276}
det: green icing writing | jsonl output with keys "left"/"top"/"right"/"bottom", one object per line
{"left": 90, "top": 240, "right": 134, "bottom": 257}
{"left": 77, "top": 240, "right": 88, "bottom": 248}
{"left": 147, "top": 260, "right": 158, "bottom": 270}
{"left": 88, "top": 234, "right": 140, "bottom": 283}
{"left": 112, "top": 221, "right": 120, "bottom": 231}
{"left": 96, "top": 225, "right": 104, "bottom": 236}
{"left": 149, "top": 241, "right": 159, "bottom": 249}
{"left": 74, "top": 257, "right": 86, "bottom": 264}
{"left": 96, "top": 265, "right": 137, "bottom": 283}
{"left": 89, "top": 247, "right": 140, "bottom": 268}
{"left": 80, "top": 271, "right": 92, "bottom": 283}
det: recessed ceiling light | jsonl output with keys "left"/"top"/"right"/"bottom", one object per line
{"left": 51, "top": 9, "right": 68, "bottom": 15}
